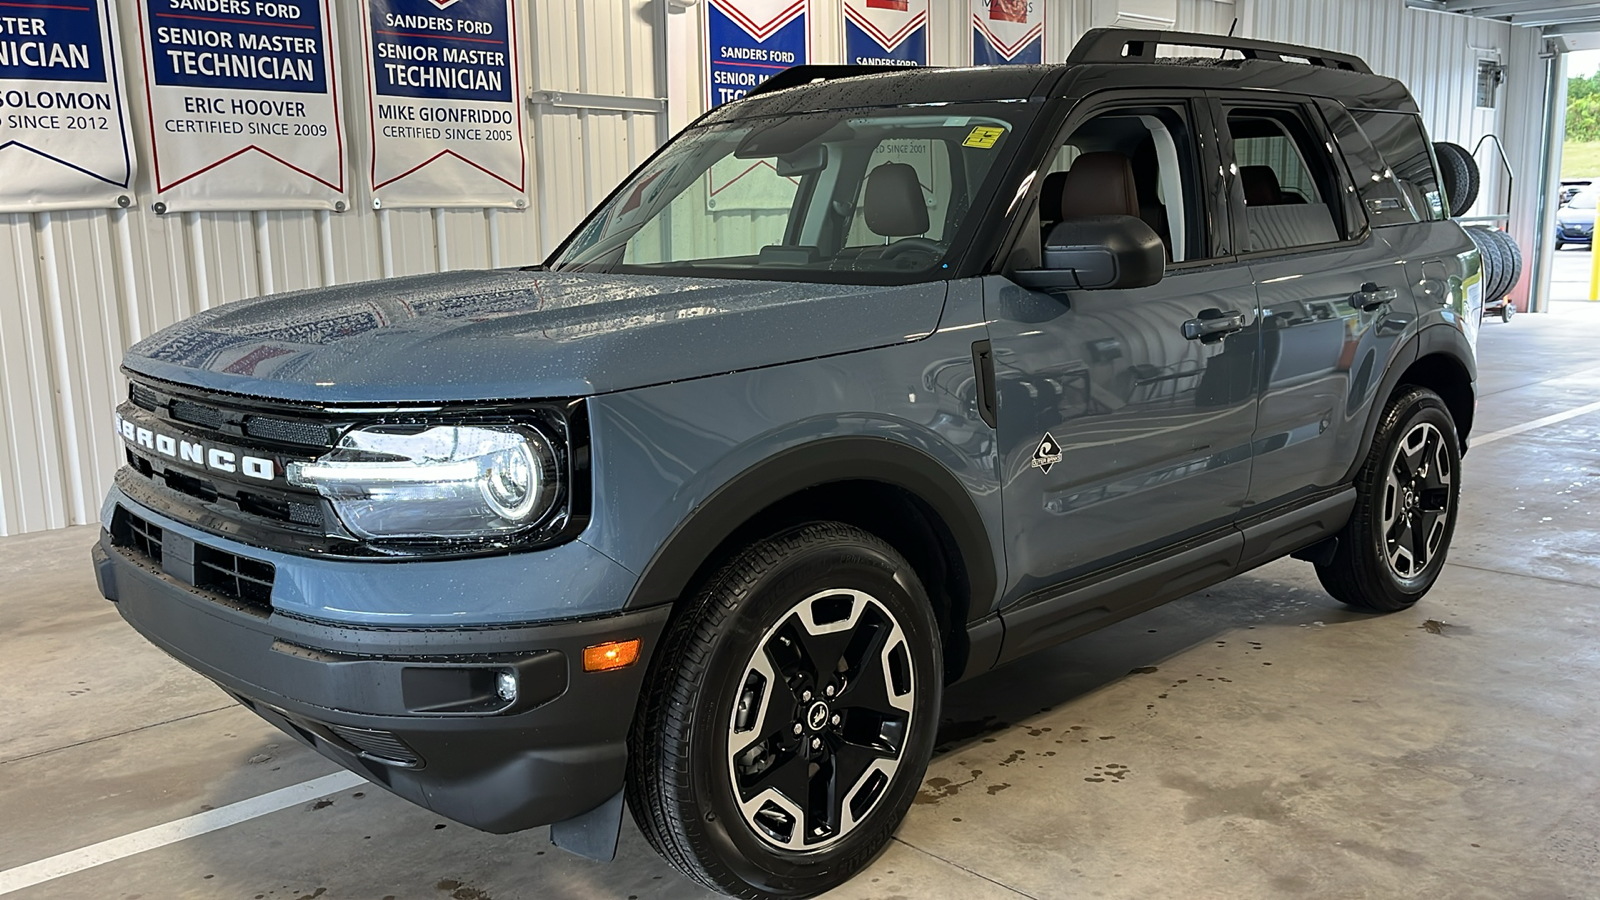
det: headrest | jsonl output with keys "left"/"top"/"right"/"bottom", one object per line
{"left": 1039, "top": 171, "right": 1071, "bottom": 222}
{"left": 864, "top": 163, "right": 929, "bottom": 238}
{"left": 1060, "top": 152, "right": 1140, "bottom": 219}
{"left": 1241, "top": 166, "right": 1284, "bottom": 207}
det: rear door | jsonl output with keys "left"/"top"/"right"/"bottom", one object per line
{"left": 1217, "top": 95, "right": 1406, "bottom": 510}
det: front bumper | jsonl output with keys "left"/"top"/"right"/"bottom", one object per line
{"left": 94, "top": 523, "right": 671, "bottom": 833}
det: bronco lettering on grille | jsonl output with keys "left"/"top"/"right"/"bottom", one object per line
{"left": 116, "top": 413, "right": 277, "bottom": 482}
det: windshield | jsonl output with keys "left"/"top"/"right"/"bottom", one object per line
{"left": 1571, "top": 191, "right": 1598, "bottom": 210}
{"left": 548, "top": 103, "right": 1035, "bottom": 283}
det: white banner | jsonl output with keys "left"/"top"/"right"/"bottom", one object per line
{"left": 361, "top": 0, "right": 527, "bottom": 208}
{"left": 136, "top": 0, "right": 347, "bottom": 212}
{"left": 0, "top": 0, "right": 136, "bottom": 211}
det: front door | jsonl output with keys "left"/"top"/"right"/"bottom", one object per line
{"left": 987, "top": 97, "right": 1260, "bottom": 604}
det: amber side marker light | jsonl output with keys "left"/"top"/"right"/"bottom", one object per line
{"left": 583, "top": 639, "right": 642, "bottom": 672}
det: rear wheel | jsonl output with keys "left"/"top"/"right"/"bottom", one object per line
{"left": 627, "top": 522, "right": 941, "bottom": 899}
{"left": 1317, "top": 388, "right": 1461, "bottom": 612}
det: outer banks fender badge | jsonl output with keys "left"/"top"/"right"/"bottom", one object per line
{"left": 1031, "top": 433, "right": 1062, "bottom": 474}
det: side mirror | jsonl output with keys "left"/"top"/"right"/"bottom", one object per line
{"left": 1012, "top": 216, "right": 1166, "bottom": 292}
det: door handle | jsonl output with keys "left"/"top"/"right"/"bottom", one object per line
{"left": 1182, "top": 308, "right": 1247, "bottom": 343}
{"left": 1351, "top": 282, "right": 1399, "bottom": 312}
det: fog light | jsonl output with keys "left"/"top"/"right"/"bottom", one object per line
{"left": 495, "top": 670, "right": 518, "bottom": 702}
{"left": 583, "top": 639, "right": 642, "bottom": 672}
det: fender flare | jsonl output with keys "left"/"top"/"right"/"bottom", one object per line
{"left": 1342, "top": 324, "right": 1477, "bottom": 484}
{"left": 624, "top": 436, "right": 999, "bottom": 626}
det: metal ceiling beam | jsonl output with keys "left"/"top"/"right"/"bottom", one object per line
{"left": 1545, "top": 19, "right": 1600, "bottom": 31}
{"left": 1408, "top": 0, "right": 1600, "bottom": 21}
{"left": 1512, "top": 6, "right": 1600, "bottom": 23}
{"left": 1440, "top": 0, "right": 1600, "bottom": 13}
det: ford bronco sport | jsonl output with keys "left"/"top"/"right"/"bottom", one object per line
{"left": 95, "top": 29, "right": 1481, "bottom": 899}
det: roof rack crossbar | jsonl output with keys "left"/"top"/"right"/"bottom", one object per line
{"left": 741, "top": 64, "right": 925, "bottom": 101}
{"left": 1066, "top": 28, "right": 1372, "bottom": 75}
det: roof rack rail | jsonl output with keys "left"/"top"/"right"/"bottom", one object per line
{"left": 1067, "top": 28, "right": 1372, "bottom": 75}
{"left": 741, "top": 64, "right": 924, "bottom": 100}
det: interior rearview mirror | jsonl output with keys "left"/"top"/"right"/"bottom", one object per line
{"left": 775, "top": 144, "right": 828, "bottom": 177}
{"left": 1012, "top": 216, "right": 1166, "bottom": 292}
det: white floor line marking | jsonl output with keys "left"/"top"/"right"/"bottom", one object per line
{"left": 1471, "top": 398, "right": 1600, "bottom": 448}
{"left": 0, "top": 771, "right": 365, "bottom": 896}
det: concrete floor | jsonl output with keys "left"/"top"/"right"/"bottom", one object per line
{"left": 5, "top": 304, "right": 1600, "bottom": 900}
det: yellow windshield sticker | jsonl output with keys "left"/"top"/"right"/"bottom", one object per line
{"left": 962, "top": 126, "right": 1005, "bottom": 149}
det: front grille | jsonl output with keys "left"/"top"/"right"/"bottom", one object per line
{"left": 130, "top": 383, "right": 162, "bottom": 412}
{"left": 170, "top": 398, "right": 224, "bottom": 430}
{"left": 325, "top": 724, "right": 423, "bottom": 767}
{"left": 111, "top": 506, "right": 164, "bottom": 564}
{"left": 194, "top": 543, "right": 275, "bottom": 608}
{"left": 245, "top": 416, "right": 331, "bottom": 447}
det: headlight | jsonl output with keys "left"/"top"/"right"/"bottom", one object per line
{"left": 287, "top": 425, "right": 560, "bottom": 540}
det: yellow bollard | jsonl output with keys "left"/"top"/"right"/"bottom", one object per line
{"left": 1591, "top": 241, "right": 1600, "bottom": 302}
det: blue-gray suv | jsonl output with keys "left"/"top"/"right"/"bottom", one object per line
{"left": 94, "top": 30, "right": 1482, "bottom": 900}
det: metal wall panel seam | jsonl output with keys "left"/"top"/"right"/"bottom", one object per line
{"left": 183, "top": 213, "right": 211, "bottom": 312}
{"left": 110, "top": 208, "right": 143, "bottom": 346}
{"left": 35, "top": 212, "right": 88, "bottom": 526}
{"left": 253, "top": 211, "right": 276, "bottom": 296}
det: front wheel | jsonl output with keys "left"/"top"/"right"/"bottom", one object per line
{"left": 1317, "top": 387, "right": 1462, "bottom": 612}
{"left": 627, "top": 523, "right": 942, "bottom": 899}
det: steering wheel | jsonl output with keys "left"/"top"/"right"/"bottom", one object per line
{"left": 880, "top": 237, "right": 945, "bottom": 260}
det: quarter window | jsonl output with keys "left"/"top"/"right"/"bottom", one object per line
{"left": 1348, "top": 109, "right": 1447, "bottom": 223}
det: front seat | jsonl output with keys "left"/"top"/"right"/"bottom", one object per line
{"left": 1055, "top": 151, "right": 1169, "bottom": 262}
{"left": 863, "top": 162, "right": 930, "bottom": 239}
{"left": 1057, "top": 152, "right": 1142, "bottom": 219}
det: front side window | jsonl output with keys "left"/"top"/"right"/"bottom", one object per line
{"left": 550, "top": 103, "right": 1034, "bottom": 283}
{"left": 1031, "top": 104, "right": 1207, "bottom": 265}
{"left": 1227, "top": 106, "right": 1348, "bottom": 252}
{"left": 1348, "top": 109, "right": 1446, "bottom": 222}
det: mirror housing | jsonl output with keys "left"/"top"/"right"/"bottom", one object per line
{"left": 1013, "top": 216, "right": 1166, "bottom": 292}
{"left": 775, "top": 144, "right": 828, "bottom": 177}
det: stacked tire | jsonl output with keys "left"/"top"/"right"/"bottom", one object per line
{"left": 1466, "top": 227, "right": 1521, "bottom": 322}
{"left": 1434, "top": 142, "right": 1480, "bottom": 218}
{"left": 1434, "top": 141, "right": 1520, "bottom": 323}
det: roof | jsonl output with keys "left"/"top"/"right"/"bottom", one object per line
{"left": 705, "top": 28, "right": 1418, "bottom": 123}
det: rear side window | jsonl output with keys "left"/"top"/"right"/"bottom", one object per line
{"left": 1348, "top": 109, "right": 1446, "bottom": 222}
{"left": 1226, "top": 107, "right": 1347, "bottom": 253}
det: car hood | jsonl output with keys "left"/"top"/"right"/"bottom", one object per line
{"left": 123, "top": 269, "right": 947, "bottom": 403}
{"left": 1558, "top": 206, "right": 1596, "bottom": 226}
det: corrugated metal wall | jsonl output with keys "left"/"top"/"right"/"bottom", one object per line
{"left": 0, "top": 0, "right": 1548, "bottom": 535}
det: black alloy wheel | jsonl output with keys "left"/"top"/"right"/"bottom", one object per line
{"left": 1317, "top": 387, "right": 1462, "bottom": 611}
{"left": 628, "top": 522, "right": 941, "bottom": 899}
{"left": 726, "top": 586, "right": 916, "bottom": 851}
{"left": 1378, "top": 421, "right": 1453, "bottom": 581}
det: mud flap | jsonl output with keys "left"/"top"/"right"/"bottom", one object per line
{"left": 1291, "top": 536, "right": 1340, "bottom": 568}
{"left": 549, "top": 789, "right": 624, "bottom": 861}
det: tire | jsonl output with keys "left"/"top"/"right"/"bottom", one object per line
{"left": 1493, "top": 229, "right": 1523, "bottom": 297}
{"left": 1317, "top": 387, "right": 1461, "bottom": 612}
{"left": 1479, "top": 228, "right": 1512, "bottom": 302}
{"left": 1467, "top": 227, "right": 1504, "bottom": 301}
{"left": 1434, "top": 142, "right": 1479, "bottom": 218}
{"left": 1557, "top": 240, "right": 1565, "bottom": 251}
{"left": 627, "top": 522, "right": 942, "bottom": 899}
